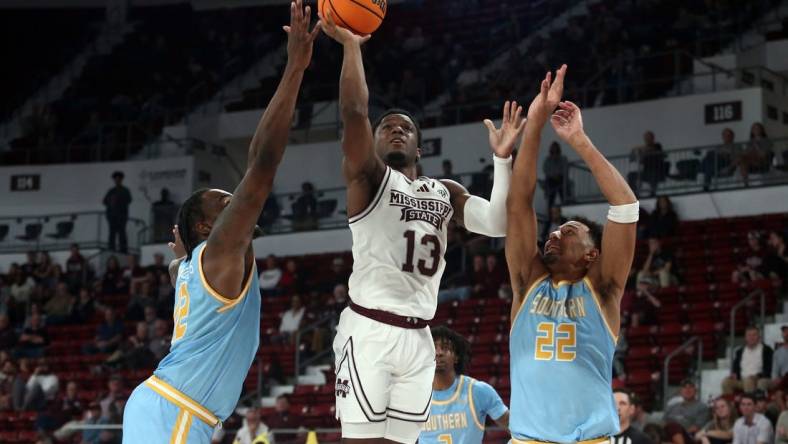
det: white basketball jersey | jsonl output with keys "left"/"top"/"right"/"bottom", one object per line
{"left": 348, "top": 167, "right": 454, "bottom": 320}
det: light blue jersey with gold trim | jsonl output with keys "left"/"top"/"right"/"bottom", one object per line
{"left": 154, "top": 241, "right": 260, "bottom": 421}
{"left": 420, "top": 375, "right": 508, "bottom": 444}
{"left": 509, "top": 275, "right": 619, "bottom": 442}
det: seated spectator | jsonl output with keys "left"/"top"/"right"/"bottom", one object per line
{"left": 107, "top": 322, "right": 154, "bottom": 370}
{"left": 147, "top": 252, "right": 169, "bottom": 277}
{"left": 73, "top": 287, "right": 97, "bottom": 323}
{"left": 102, "top": 255, "right": 129, "bottom": 295}
{"left": 277, "top": 295, "right": 305, "bottom": 343}
{"left": 647, "top": 196, "right": 679, "bottom": 239}
{"left": 772, "top": 326, "right": 788, "bottom": 390}
{"left": 10, "top": 271, "right": 36, "bottom": 311}
{"left": 60, "top": 381, "right": 83, "bottom": 422}
{"left": 630, "top": 276, "right": 661, "bottom": 326}
{"left": 265, "top": 394, "right": 302, "bottom": 444}
{"left": 733, "top": 393, "right": 773, "bottom": 444}
{"left": 542, "top": 142, "right": 569, "bottom": 208}
{"left": 33, "top": 252, "right": 60, "bottom": 290}
{"left": 259, "top": 255, "right": 283, "bottom": 297}
{"left": 233, "top": 408, "right": 273, "bottom": 444}
{"left": 15, "top": 311, "right": 48, "bottom": 358}
{"left": 765, "top": 231, "right": 788, "bottom": 290}
{"left": 127, "top": 280, "right": 154, "bottom": 321}
{"left": 329, "top": 256, "right": 351, "bottom": 288}
{"left": 732, "top": 231, "right": 768, "bottom": 286}
{"left": 702, "top": 128, "right": 739, "bottom": 190}
{"left": 326, "top": 283, "right": 349, "bottom": 318}
{"left": 628, "top": 131, "right": 666, "bottom": 197}
{"left": 21, "top": 250, "right": 38, "bottom": 276}
{"left": 149, "top": 318, "right": 171, "bottom": 361}
{"left": 612, "top": 388, "right": 653, "bottom": 444}
{"left": 260, "top": 193, "right": 281, "bottom": 233}
{"left": 83, "top": 308, "right": 124, "bottom": 355}
{"left": 0, "top": 314, "right": 15, "bottom": 350}
{"left": 664, "top": 379, "right": 711, "bottom": 443}
{"left": 439, "top": 159, "right": 461, "bottom": 183}
{"left": 632, "top": 396, "right": 650, "bottom": 431}
{"left": 99, "top": 375, "right": 124, "bottom": 420}
{"left": 738, "top": 123, "right": 773, "bottom": 186}
{"left": 22, "top": 358, "right": 59, "bottom": 410}
{"left": 722, "top": 326, "right": 773, "bottom": 395}
{"left": 776, "top": 392, "right": 788, "bottom": 444}
{"left": 125, "top": 254, "right": 148, "bottom": 294}
{"left": 0, "top": 359, "right": 25, "bottom": 411}
{"left": 43, "top": 282, "right": 76, "bottom": 325}
{"left": 638, "top": 238, "right": 678, "bottom": 288}
{"left": 541, "top": 206, "right": 568, "bottom": 243}
{"left": 279, "top": 259, "right": 305, "bottom": 294}
{"left": 23, "top": 303, "right": 47, "bottom": 329}
{"left": 696, "top": 397, "right": 737, "bottom": 444}
{"left": 65, "top": 244, "right": 88, "bottom": 292}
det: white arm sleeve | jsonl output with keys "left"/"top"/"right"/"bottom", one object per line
{"left": 463, "top": 155, "right": 512, "bottom": 237}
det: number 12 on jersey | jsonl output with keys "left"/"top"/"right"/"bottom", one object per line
{"left": 534, "top": 322, "right": 576, "bottom": 361}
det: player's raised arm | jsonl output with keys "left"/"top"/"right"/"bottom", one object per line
{"left": 441, "top": 101, "right": 523, "bottom": 238}
{"left": 550, "top": 100, "right": 638, "bottom": 297}
{"left": 505, "top": 66, "right": 566, "bottom": 318}
{"left": 203, "top": 0, "right": 319, "bottom": 298}
{"left": 320, "top": 11, "right": 386, "bottom": 203}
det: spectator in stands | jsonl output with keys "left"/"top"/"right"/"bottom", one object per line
{"left": 732, "top": 231, "right": 768, "bottom": 286}
{"left": 147, "top": 252, "right": 168, "bottom": 277}
{"left": 0, "top": 359, "right": 25, "bottom": 411}
{"left": 292, "top": 182, "right": 318, "bottom": 231}
{"left": 259, "top": 254, "right": 283, "bottom": 297}
{"left": 613, "top": 331, "right": 628, "bottom": 379}
{"left": 542, "top": 142, "right": 569, "bottom": 208}
{"left": 647, "top": 196, "right": 679, "bottom": 239}
{"left": 15, "top": 311, "right": 48, "bottom": 358}
{"left": 99, "top": 375, "right": 124, "bottom": 420}
{"left": 664, "top": 379, "right": 711, "bottom": 442}
{"left": 767, "top": 231, "right": 788, "bottom": 290}
{"left": 126, "top": 279, "right": 154, "bottom": 321}
{"left": 541, "top": 206, "right": 568, "bottom": 243}
{"left": 22, "top": 358, "right": 59, "bottom": 410}
{"left": 279, "top": 259, "right": 305, "bottom": 295}
{"left": 612, "top": 388, "right": 653, "bottom": 444}
{"left": 399, "top": 68, "right": 426, "bottom": 108}
{"left": 738, "top": 123, "right": 773, "bottom": 187}
{"left": 102, "top": 171, "right": 132, "bottom": 253}
{"left": 43, "top": 282, "right": 75, "bottom": 325}
{"left": 149, "top": 318, "right": 171, "bottom": 361}
{"left": 107, "top": 322, "right": 153, "bottom": 370}
{"left": 733, "top": 393, "right": 773, "bottom": 444}
{"left": 21, "top": 251, "right": 38, "bottom": 276}
{"left": 65, "top": 244, "right": 88, "bottom": 292}
{"left": 83, "top": 308, "right": 124, "bottom": 355}
{"left": 33, "top": 252, "right": 60, "bottom": 290}
{"left": 151, "top": 188, "right": 178, "bottom": 243}
{"left": 142, "top": 305, "right": 158, "bottom": 338}
{"left": 439, "top": 159, "right": 461, "bottom": 183}
{"left": 772, "top": 326, "right": 788, "bottom": 390}
{"left": 277, "top": 294, "right": 305, "bottom": 343}
{"left": 326, "top": 283, "right": 349, "bottom": 318}
{"left": 629, "top": 131, "right": 666, "bottom": 197}
{"left": 0, "top": 314, "right": 15, "bottom": 350}
{"left": 776, "top": 392, "right": 788, "bottom": 444}
{"left": 630, "top": 274, "right": 661, "bottom": 326}
{"left": 722, "top": 326, "right": 773, "bottom": 394}
{"left": 266, "top": 394, "right": 302, "bottom": 444}
{"left": 702, "top": 128, "right": 739, "bottom": 190}
{"left": 102, "top": 255, "right": 129, "bottom": 295}
{"left": 695, "top": 397, "right": 737, "bottom": 444}
{"left": 74, "top": 287, "right": 97, "bottom": 323}
{"left": 24, "top": 303, "right": 47, "bottom": 329}
{"left": 639, "top": 238, "right": 678, "bottom": 288}
{"left": 125, "top": 255, "right": 148, "bottom": 294}
{"left": 260, "top": 194, "right": 281, "bottom": 233}
{"left": 10, "top": 269, "right": 36, "bottom": 313}
{"left": 403, "top": 26, "right": 426, "bottom": 53}
{"left": 232, "top": 408, "right": 273, "bottom": 444}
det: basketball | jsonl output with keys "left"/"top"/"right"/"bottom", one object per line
{"left": 319, "top": 0, "right": 386, "bottom": 35}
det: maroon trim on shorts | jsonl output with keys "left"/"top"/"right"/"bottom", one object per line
{"left": 348, "top": 299, "right": 430, "bottom": 329}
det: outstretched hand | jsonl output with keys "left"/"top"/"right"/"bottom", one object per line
{"left": 483, "top": 100, "right": 525, "bottom": 158}
{"left": 284, "top": 0, "right": 321, "bottom": 71}
{"left": 168, "top": 225, "right": 187, "bottom": 259}
{"left": 550, "top": 101, "right": 586, "bottom": 146}
{"left": 527, "top": 64, "right": 567, "bottom": 126}
{"left": 319, "top": 9, "right": 371, "bottom": 46}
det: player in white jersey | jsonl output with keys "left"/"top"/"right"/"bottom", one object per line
{"left": 320, "top": 13, "right": 524, "bottom": 444}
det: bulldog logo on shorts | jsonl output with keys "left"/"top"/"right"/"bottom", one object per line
{"left": 335, "top": 378, "right": 351, "bottom": 398}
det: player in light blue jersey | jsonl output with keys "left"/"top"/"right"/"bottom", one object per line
{"left": 504, "top": 66, "right": 639, "bottom": 444}
{"left": 122, "top": 2, "right": 321, "bottom": 443}
{"left": 420, "top": 326, "right": 508, "bottom": 444}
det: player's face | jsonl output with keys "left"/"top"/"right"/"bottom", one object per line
{"left": 374, "top": 114, "right": 420, "bottom": 168}
{"left": 434, "top": 339, "right": 456, "bottom": 375}
{"left": 543, "top": 221, "right": 595, "bottom": 268}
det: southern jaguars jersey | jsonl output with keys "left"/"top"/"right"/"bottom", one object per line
{"left": 421, "top": 375, "right": 508, "bottom": 444}
{"left": 154, "top": 241, "right": 261, "bottom": 420}
{"left": 509, "top": 275, "right": 619, "bottom": 442}
{"left": 348, "top": 166, "right": 454, "bottom": 319}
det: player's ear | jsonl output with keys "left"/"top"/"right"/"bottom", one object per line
{"left": 585, "top": 248, "right": 599, "bottom": 264}
{"left": 196, "top": 221, "right": 212, "bottom": 237}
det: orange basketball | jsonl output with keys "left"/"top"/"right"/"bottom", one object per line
{"left": 319, "top": 0, "right": 386, "bottom": 35}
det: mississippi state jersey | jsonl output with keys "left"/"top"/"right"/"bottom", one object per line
{"left": 347, "top": 166, "right": 454, "bottom": 320}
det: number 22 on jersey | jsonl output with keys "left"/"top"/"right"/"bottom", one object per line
{"left": 534, "top": 322, "right": 576, "bottom": 361}
{"left": 173, "top": 283, "right": 190, "bottom": 342}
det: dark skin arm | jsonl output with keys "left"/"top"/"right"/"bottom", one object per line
{"left": 551, "top": 100, "right": 637, "bottom": 336}
{"left": 506, "top": 66, "right": 566, "bottom": 322}
{"left": 202, "top": 1, "right": 320, "bottom": 299}
{"left": 319, "top": 10, "right": 386, "bottom": 218}
{"left": 493, "top": 411, "right": 510, "bottom": 428}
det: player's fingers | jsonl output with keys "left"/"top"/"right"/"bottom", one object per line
{"left": 512, "top": 103, "right": 522, "bottom": 124}
{"left": 551, "top": 114, "right": 568, "bottom": 126}
{"left": 310, "top": 21, "right": 322, "bottom": 41}
{"left": 483, "top": 119, "right": 496, "bottom": 133}
{"left": 563, "top": 100, "right": 580, "bottom": 112}
{"left": 304, "top": 5, "right": 311, "bottom": 26}
{"left": 290, "top": 1, "right": 296, "bottom": 24}
{"left": 502, "top": 100, "right": 510, "bottom": 123}
{"left": 283, "top": 25, "right": 291, "bottom": 33}
{"left": 554, "top": 110, "right": 571, "bottom": 119}
{"left": 359, "top": 34, "right": 371, "bottom": 44}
